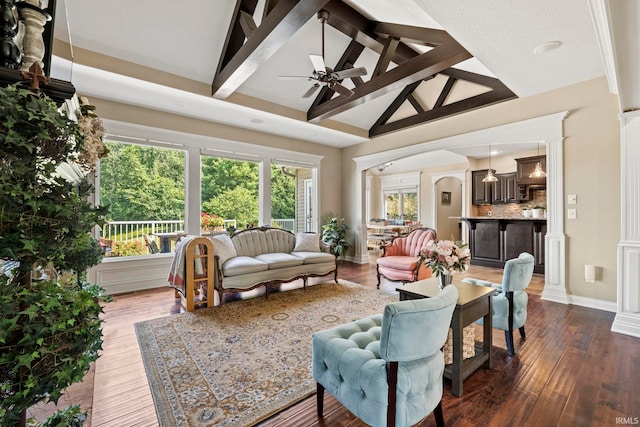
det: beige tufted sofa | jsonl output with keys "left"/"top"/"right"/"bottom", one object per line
{"left": 210, "top": 227, "right": 338, "bottom": 304}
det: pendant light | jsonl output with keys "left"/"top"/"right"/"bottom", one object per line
{"left": 482, "top": 145, "right": 498, "bottom": 182}
{"left": 529, "top": 142, "right": 547, "bottom": 179}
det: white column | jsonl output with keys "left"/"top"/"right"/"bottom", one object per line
{"left": 612, "top": 111, "right": 640, "bottom": 337}
{"left": 541, "top": 137, "right": 569, "bottom": 303}
{"left": 258, "top": 159, "right": 271, "bottom": 227}
{"left": 354, "top": 169, "right": 369, "bottom": 264}
{"left": 185, "top": 147, "right": 201, "bottom": 235}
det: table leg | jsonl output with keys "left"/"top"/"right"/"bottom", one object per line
{"left": 483, "top": 297, "right": 492, "bottom": 368}
{"left": 451, "top": 310, "right": 463, "bottom": 396}
{"left": 160, "top": 237, "right": 171, "bottom": 253}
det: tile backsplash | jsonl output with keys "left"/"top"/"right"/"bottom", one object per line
{"left": 473, "top": 190, "right": 546, "bottom": 218}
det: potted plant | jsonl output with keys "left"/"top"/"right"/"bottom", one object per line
{"left": 321, "top": 216, "right": 350, "bottom": 260}
{"left": 201, "top": 212, "right": 225, "bottom": 232}
{"left": 0, "top": 84, "right": 109, "bottom": 426}
{"left": 521, "top": 206, "right": 531, "bottom": 218}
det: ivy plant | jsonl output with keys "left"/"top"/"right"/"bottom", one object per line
{"left": 0, "top": 84, "right": 109, "bottom": 426}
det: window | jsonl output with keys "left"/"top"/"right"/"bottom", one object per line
{"left": 383, "top": 190, "right": 418, "bottom": 221}
{"left": 99, "top": 141, "right": 185, "bottom": 256}
{"left": 97, "top": 120, "right": 323, "bottom": 257}
{"left": 380, "top": 172, "right": 421, "bottom": 222}
{"left": 201, "top": 155, "right": 259, "bottom": 231}
{"left": 271, "top": 165, "right": 296, "bottom": 231}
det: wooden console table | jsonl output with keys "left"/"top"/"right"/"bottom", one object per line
{"left": 397, "top": 278, "right": 494, "bottom": 396}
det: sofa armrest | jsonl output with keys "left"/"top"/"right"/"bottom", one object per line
{"left": 319, "top": 240, "right": 336, "bottom": 255}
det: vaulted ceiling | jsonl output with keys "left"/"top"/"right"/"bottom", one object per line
{"left": 51, "top": 0, "right": 614, "bottom": 150}
{"left": 212, "top": 0, "right": 515, "bottom": 137}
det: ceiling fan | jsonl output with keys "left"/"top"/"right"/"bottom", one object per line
{"left": 278, "top": 10, "right": 367, "bottom": 98}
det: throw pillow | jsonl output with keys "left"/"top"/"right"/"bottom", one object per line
{"left": 293, "top": 232, "right": 321, "bottom": 252}
{"left": 210, "top": 234, "right": 237, "bottom": 265}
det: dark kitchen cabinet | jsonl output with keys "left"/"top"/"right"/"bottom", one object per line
{"left": 468, "top": 220, "right": 501, "bottom": 262}
{"left": 463, "top": 218, "right": 546, "bottom": 274}
{"left": 472, "top": 170, "right": 518, "bottom": 205}
{"left": 491, "top": 172, "right": 518, "bottom": 204}
{"left": 471, "top": 170, "right": 493, "bottom": 205}
{"left": 516, "top": 155, "right": 546, "bottom": 186}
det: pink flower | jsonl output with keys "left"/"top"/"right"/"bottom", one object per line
{"left": 418, "top": 239, "right": 470, "bottom": 277}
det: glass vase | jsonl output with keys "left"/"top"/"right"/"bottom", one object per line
{"left": 438, "top": 273, "right": 453, "bottom": 289}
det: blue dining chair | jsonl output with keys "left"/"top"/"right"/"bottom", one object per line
{"left": 312, "top": 285, "right": 458, "bottom": 427}
{"left": 462, "top": 252, "right": 535, "bottom": 356}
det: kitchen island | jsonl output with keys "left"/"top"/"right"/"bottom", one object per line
{"left": 460, "top": 217, "right": 546, "bottom": 274}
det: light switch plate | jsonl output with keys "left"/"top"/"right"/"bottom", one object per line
{"left": 568, "top": 208, "right": 577, "bottom": 219}
{"left": 568, "top": 194, "right": 577, "bottom": 205}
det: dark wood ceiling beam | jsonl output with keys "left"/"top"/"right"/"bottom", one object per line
{"left": 372, "top": 22, "right": 450, "bottom": 46}
{"left": 433, "top": 76, "right": 456, "bottom": 108}
{"left": 407, "top": 93, "right": 425, "bottom": 113}
{"left": 308, "top": 42, "right": 471, "bottom": 122}
{"left": 373, "top": 36, "right": 399, "bottom": 77}
{"left": 370, "top": 87, "right": 517, "bottom": 137}
{"left": 239, "top": 10, "right": 258, "bottom": 37}
{"left": 216, "top": 0, "right": 259, "bottom": 77}
{"left": 323, "top": 1, "right": 415, "bottom": 63}
{"left": 371, "top": 80, "right": 422, "bottom": 129}
{"left": 440, "top": 67, "right": 509, "bottom": 89}
{"left": 212, "top": 0, "right": 331, "bottom": 99}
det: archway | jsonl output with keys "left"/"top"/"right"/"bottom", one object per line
{"left": 353, "top": 112, "right": 568, "bottom": 302}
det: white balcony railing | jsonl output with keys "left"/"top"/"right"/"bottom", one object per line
{"left": 100, "top": 219, "right": 294, "bottom": 255}
{"left": 271, "top": 218, "right": 295, "bottom": 231}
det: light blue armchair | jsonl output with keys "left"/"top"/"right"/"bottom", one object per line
{"left": 462, "top": 252, "right": 535, "bottom": 356}
{"left": 312, "top": 285, "right": 458, "bottom": 427}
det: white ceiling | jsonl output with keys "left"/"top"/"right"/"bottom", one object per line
{"left": 51, "top": 0, "right": 614, "bottom": 160}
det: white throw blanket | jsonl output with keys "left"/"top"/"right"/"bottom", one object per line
{"left": 167, "top": 235, "right": 199, "bottom": 287}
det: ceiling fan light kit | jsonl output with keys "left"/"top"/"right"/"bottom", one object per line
{"left": 278, "top": 10, "right": 367, "bottom": 98}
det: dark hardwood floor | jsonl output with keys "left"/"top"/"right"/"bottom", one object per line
{"left": 28, "top": 262, "right": 638, "bottom": 427}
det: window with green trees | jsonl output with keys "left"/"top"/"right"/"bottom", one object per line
{"left": 100, "top": 142, "right": 185, "bottom": 221}
{"left": 98, "top": 142, "right": 305, "bottom": 256}
{"left": 201, "top": 156, "right": 259, "bottom": 228}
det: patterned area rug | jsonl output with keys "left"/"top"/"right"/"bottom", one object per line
{"left": 135, "top": 280, "right": 397, "bottom": 426}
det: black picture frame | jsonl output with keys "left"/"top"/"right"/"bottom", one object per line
{"left": 442, "top": 191, "right": 451, "bottom": 205}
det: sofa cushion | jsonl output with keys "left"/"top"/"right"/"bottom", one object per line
{"left": 209, "top": 234, "right": 237, "bottom": 265}
{"left": 223, "top": 256, "right": 268, "bottom": 277}
{"left": 255, "top": 253, "right": 304, "bottom": 269}
{"left": 291, "top": 251, "right": 335, "bottom": 265}
{"left": 293, "top": 232, "right": 321, "bottom": 252}
{"left": 232, "top": 228, "right": 295, "bottom": 257}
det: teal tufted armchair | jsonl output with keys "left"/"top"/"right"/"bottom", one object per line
{"left": 312, "top": 285, "right": 458, "bottom": 427}
{"left": 461, "top": 252, "right": 535, "bottom": 356}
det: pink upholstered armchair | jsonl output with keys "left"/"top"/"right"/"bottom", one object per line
{"left": 376, "top": 227, "right": 437, "bottom": 288}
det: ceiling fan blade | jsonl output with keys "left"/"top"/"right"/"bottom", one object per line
{"left": 330, "top": 82, "right": 354, "bottom": 97}
{"left": 302, "top": 84, "right": 320, "bottom": 98}
{"left": 278, "top": 75, "right": 312, "bottom": 80}
{"left": 309, "top": 54, "right": 326, "bottom": 74}
{"left": 332, "top": 66, "right": 367, "bottom": 80}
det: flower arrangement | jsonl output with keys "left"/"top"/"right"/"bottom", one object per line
{"left": 201, "top": 212, "right": 224, "bottom": 230}
{"left": 419, "top": 240, "right": 471, "bottom": 277}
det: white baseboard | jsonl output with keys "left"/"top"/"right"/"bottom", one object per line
{"left": 567, "top": 294, "right": 617, "bottom": 313}
{"left": 612, "top": 313, "right": 640, "bottom": 338}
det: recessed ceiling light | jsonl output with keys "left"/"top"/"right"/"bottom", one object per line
{"left": 533, "top": 41, "right": 561, "bottom": 55}
{"left": 250, "top": 118, "right": 264, "bottom": 124}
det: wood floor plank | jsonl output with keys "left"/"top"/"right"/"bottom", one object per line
{"left": 26, "top": 262, "right": 638, "bottom": 427}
